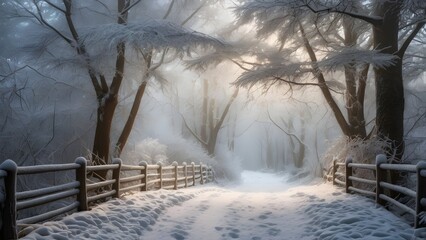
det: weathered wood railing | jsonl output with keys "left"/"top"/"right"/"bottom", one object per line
{"left": 332, "top": 154, "right": 426, "bottom": 228}
{"left": 0, "top": 158, "right": 214, "bottom": 239}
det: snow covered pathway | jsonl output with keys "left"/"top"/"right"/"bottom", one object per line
{"left": 22, "top": 171, "right": 426, "bottom": 240}
{"left": 143, "top": 186, "right": 304, "bottom": 240}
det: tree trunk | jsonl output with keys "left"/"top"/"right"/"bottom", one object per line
{"left": 373, "top": 1, "right": 404, "bottom": 160}
{"left": 92, "top": 94, "right": 118, "bottom": 178}
{"left": 206, "top": 133, "right": 217, "bottom": 156}
{"left": 201, "top": 79, "right": 209, "bottom": 142}
{"left": 207, "top": 88, "right": 239, "bottom": 156}
{"left": 114, "top": 81, "right": 148, "bottom": 157}
{"left": 343, "top": 16, "right": 367, "bottom": 139}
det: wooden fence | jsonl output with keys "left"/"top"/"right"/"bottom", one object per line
{"left": 0, "top": 158, "right": 214, "bottom": 239}
{"left": 332, "top": 154, "right": 426, "bottom": 228}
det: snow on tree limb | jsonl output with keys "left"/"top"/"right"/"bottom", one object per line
{"left": 79, "top": 20, "right": 226, "bottom": 54}
{"left": 318, "top": 47, "right": 398, "bottom": 71}
{"left": 234, "top": 62, "right": 312, "bottom": 88}
{"left": 185, "top": 49, "right": 242, "bottom": 71}
{"left": 235, "top": 0, "right": 382, "bottom": 29}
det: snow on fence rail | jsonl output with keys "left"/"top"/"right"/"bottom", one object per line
{"left": 0, "top": 158, "right": 214, "bottom": 239}
{"left": 331, "top": 154, "right": 426, "bottom": 229}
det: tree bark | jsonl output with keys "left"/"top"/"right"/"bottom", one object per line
{"left": 92, "top": 94, "right": 118, "bottom": 167}
{"left": 373, "top": 0, "right": 404, "bottom": 160}
{"left": 342, "top": 16, "right": 367, "bottom": 139}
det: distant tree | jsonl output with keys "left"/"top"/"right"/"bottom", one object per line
{"left": 268, "top": 110, "right": 307, "bottom": 168}
{"left": 182, "top": 79, "right": 240, "bottom": 156}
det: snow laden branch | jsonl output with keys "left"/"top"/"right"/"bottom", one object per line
{"left": 78, "top": 20, "right": 226, "bottom": 56}
{"left": 234, "top": 62, "right": 312, "bottom": 89}
{"left": 185, "top": 49, "right": 243, "bottom": 71}
{"left": 318, "top": 47, "right": 398, "bottom": 71}
{"left": 232, "top": 47, "right": 396, "bottom": 90}
{"left": 235, "top": 0, "right": 382, "bottom": 28}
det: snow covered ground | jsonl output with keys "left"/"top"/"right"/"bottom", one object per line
{"left": 21, "top": 171, "right": 426, "bottom": 240}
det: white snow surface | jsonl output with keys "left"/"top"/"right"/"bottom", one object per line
{"left": 21, "top": 171, "right": 426, "bottom": 240}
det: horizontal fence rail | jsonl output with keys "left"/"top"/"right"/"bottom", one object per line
{"left": 331, "top": 154, "right": 426, "bottom": 229}
{"left": 0, "top": 158, "right": 214, "bottom": 239}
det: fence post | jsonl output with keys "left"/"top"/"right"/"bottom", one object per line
{"left": 207, "top": 165, "right": 212, "bottom": 183}
{"left": 112, "top": 158, "right": 122, "bottom": 198}
{"left": 75, "top": 157, "right": 88, "bottom": 212}
{"left": 200, "top": 162, "right": 205, "bottom": 185}
{"left": 0, "top": 159, "right": 18, "bottom": 240}
{"left": 332, "top": 158, "right": 337, "bottom": 185}
{"left": 211, "top": 166, "right": 215, "bottom": 182}
{"left": 206, "top": 167, "right": 209, "bottom": 183}
{"left": 140, "top": 161, "right": 148, "bottom": 191}
{"left": 191, "top": 162, "right": 196, "bottom": 186}
{"left": 345, "top": 157, "right": 352, "bottom": 193}
{"left": 415, "top": 161, "right": 426, "bottom": 228}
{"left": 172, "top": 161, "right": 178, "bottom": 190}
{"left": 183, "top": 162, "right": 188, "bottom": 188}
{"left": 376, "top": 154, "right": 387, "bottom": 206}
{"left": 158, "top": 162, "right": 163, "bottom": 189}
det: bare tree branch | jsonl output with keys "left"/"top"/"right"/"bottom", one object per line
{"left": 163, "top": 0, "right": 175, "bottom": 19}
{"left": 180, "top": 112, "right": 208, "bottom": 147}
{"left": 397, "top": 21, "right": 425, "bottom": 58}
{"left": 33, "top": 0, "right": 72, "bottom": 44}
{"left": 267, "top": 108, "right": 306, "bottom": 148}
{"left": 181, "top": 2, "right": 205, "bottom": 26}
{"left": 62, "top": 0, "right": 103, "bottom": 95}
{"left": 305, "top": 0, "right": 382, "bottom": 25}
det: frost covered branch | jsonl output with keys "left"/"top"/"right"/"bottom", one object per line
{"left": 78, "top": 21, "right": 225, "bottom": 55}
{"left": 304, "top": 0, "right": 382, "bottom": 25}
{"left": 318, "top": 47, "right": 398, "bottom": 71}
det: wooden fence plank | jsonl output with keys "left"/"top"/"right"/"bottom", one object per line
{"left": 17, "top": 189, "right": 79, "bottom": 210}
{"left": 17, "top": 163, "right": 79, "bottom": 175}
{"left": 17, "top": 181, "right": 80, "bottom": 200}
{"left": 17, "top": 202, "right": 80, "bottom": 225}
